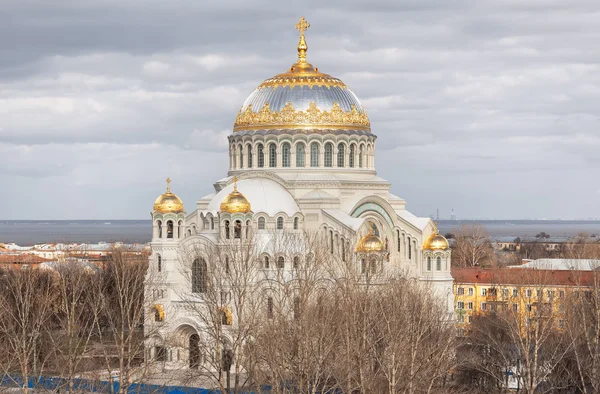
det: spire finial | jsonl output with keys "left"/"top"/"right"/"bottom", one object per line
{"left": 368, "top": 221, "right": 375, "bottom": 235}
{"left": 295, "top": 16, "right": 310, "bottom": 63}
{"left": 232, "top": 176, "right": 238, "bottom": 192}
{"left": 433, "top": 221, "right": 439, "bottom": 234}
{"left": 165, "top": 177, "right": 171, "bottom": 193}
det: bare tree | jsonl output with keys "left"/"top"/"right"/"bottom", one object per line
{"left": 90, "top": 246, "right": 150, "bottom": 393}
{"left": 452, "top": 225, "right": 495, "bottom": 268}
{"left": 48, "top": 261, "right": 99, "bottom": 391}
{"left": 0, "top": 267, "right": 58, "bottom": 393}
{"left": 456, "top": 270, "right": 572, "bottom": 393}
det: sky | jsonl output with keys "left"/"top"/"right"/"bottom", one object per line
{"left": 1, "top": 0, "right": 599, "bottom": 220}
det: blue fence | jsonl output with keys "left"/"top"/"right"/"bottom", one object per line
{"left": 0, "top": 374, "right": 268, "bottom": 393}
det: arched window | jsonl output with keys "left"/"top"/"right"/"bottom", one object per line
{"left": 349, "top": 144, "right": 355, "bottom": 167}
{"left": 234, "top": 220, "right": 242, "bottom": 239}
{"left": 436, "top": 256, "right": 442, "bottom": 271}
{"left": 225, "top": 256, "right": 230, "bottom": 274}
{"left": 372, "top": 223, "right": 380, "bottom": 237}
{"left": 157, "top": 220, "right": 162, "bottom": 238}
{"left": 210, "top": 217, "right": 215, "bottom": 230}
{"left": 310, "top": 143, "right": 319, "bottom": 167}
{"left": 167, "top": 221, "right": 174, "bottom": 239}
{"left": 397, "top": 230, "right": 401, "bottom": 252}
{"left": 359, "top": 145, "right": 364, "bottom": 168}
{"left": 192, "top": 258, "right": 207, "bottom": 293}
{"left": 408, "top": 239, "right": 412, "bottom": 260}
{"left": 276, "top": 217, "right": 284, "bottom": 230}
{"left": 269, "top": 143, "right": 277, "bottom": 167}
{"left": 293, "top": 296, "right": 300, "bottom": 320}
{"left": 361, "top": 258, "right": 366, "bottom": 274}
{"left": 246, "top": 220, "right": 250, "bottom": 238}
{"left": 247, "top": 144, "right": 253, "bottom": 168}
{"left": 342, "top": 241, "right": 346, "bottom": 262}
{"left": 154, "top": 307, "right": 163, "bottom": 322}
{"left": 267, "top": 296, "right": 274, "bottom": 318}
{"left": 293, "top": 256, "right": 299, "bottom": 269}
{"left": 157, "top": 255, "right": 162, "bottom": 272}
{"left": 296, "top": 143, "right": 305, "bottom": 167}
{"left": 282, "top": 142, "right": 291, "bottom": 167}
{"left": 238, "top": 145, "right": 243, "bottom": 168}
{"left": 189, "top": 334, "right": 200, "bottom": 369}
{"left": 324, "top": 143, "right": 333, "bottom": 167}
{"left": 330, "top": 230, "right": 334, "bottom": 254}
{"left": 224, "top": 220, "right": 230, "bottom": 239}
{"left": 232, "top": 146, "right": 237, "bottom": 169}
{"left": 264, "top": 256, "right": 270, "bottom": 269}
{"left": 370, "top": 259, "right": 377, "bottom": 274}
{"left": 427, "top": 256, "right": 431, "bottom": 271}
{"left": 258, "top": 217, "right": 265, "bottom": 230}
{"left": 337, "top": 143, "right": 345, "bottom": 167}
{"left": 277, "top": 256, "right": 284, "bottom": 269}
{"left": 293, "top": 217, "right": 299, "bottom": 230}
{"left": 257, "top": 144, "right": 264, "bottom": 168}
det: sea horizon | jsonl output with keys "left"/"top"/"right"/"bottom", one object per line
{"left": 1, "top": 219, "right": 600, "bottom": 247}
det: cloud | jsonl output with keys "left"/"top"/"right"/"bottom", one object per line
{"left": 1, "top": 0, "right": 599, "bottom": 219}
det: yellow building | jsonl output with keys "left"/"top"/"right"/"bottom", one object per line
{"left": 452, "top": 268, "right": 595, "bottom": 333}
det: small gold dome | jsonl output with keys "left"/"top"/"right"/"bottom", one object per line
{"left": 423, "top": 224, "right": 449, "bottom": 250}
{"left": 356, "top": 223, "right": 385, "bottom": 253}
{"left": 220, "top": 177, "right": 251, "bottom": 214}
{"left": 153, "top": 178, "right": 184, "bottom": 213}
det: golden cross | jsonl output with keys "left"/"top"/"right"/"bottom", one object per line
{"left": 165, "top": 177, "right": 171, "bottom": 193}
{"left": 295, "top": 17, "right": 310, "bottom": 62}
{"left": 295, "top": 16, "right": 310, "bottom": 36}
{"left": 232, "top": 176, "right": 238, "bottom": 191}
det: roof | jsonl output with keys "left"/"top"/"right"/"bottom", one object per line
{"left": 0, "top": 254, "right": 53, "bottom": 264}
{"left": 299, "top": 190, "right": 338, "bottom": 201}
{"left": 513, "top": 258, "right": 600, "bottom": 271}
{"left": 396, "top": 210, "right": 430, "bottom": 231}
{"left": 494, "top": 236, "right": 571, "bottom": 243}
{"left": 452, "top": 267, "right": 596, "bottom": 287}
{"left": 322, "top": 209, "right": 364, "bottom": 231}
{"left": 206, "top": 178, "right": 300, "bottom": 217}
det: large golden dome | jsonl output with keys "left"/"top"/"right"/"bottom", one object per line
{"left": 233, "top": 17, "right": 370, "bottom": 133}
{"left": 220, "top": 177, "right": 251, "bottom": 213}
{"left": 153, "top": 178, "right": 185, "bottom": 213}
{"left": 356, "top": 223, "right": 385, "bottom": 253}
{"left": 423, "top": 224, "right": 449, "bottom": 251}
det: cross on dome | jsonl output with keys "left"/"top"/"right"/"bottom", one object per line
{"left": 295, "top": 16, "right": 310, "bottom": 63}
{"left": 166, "top": 177, "right": 171, "bottom": 193}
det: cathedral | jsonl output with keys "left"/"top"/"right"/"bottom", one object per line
{"left": 146, "top": 18, "right": 454, "bottom": 369}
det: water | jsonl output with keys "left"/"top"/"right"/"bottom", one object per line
{"left": 0, "top": 220, "right": 151, "bottom": 245}
{"left": 437, "top": 220, "right": 600, "bottom": 239}
{"left": 1, "top": 220, "right": 599, "bottom": 246}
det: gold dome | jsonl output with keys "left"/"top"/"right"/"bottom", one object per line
{"left": 153, "top": 178, "right": 184, "bottom": 213}
{"left": 220, "top": 177, "right": 251, "bottom": 214}
{"left": 423, "top": 224, "right": 449, "bottom": 251}
{"left": 233, "top": 17, "right": 370, "bottom": 133}
{"left": 356, "top": 222, "right": 385, "bottom": 253}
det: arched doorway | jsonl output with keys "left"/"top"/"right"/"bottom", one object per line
{"left": 189, "top": 333, "right": 200, "bottom": 369}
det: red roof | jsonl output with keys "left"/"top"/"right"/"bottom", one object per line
{"left": 0, "top": 254, "right": 53, "bottom": 264}
{"left": 452, "top": 267, "right": 597, "bottom": 287}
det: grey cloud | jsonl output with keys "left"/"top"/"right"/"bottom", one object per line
{"left": 1, "top": 0, "right": 599, "bottom": 219}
